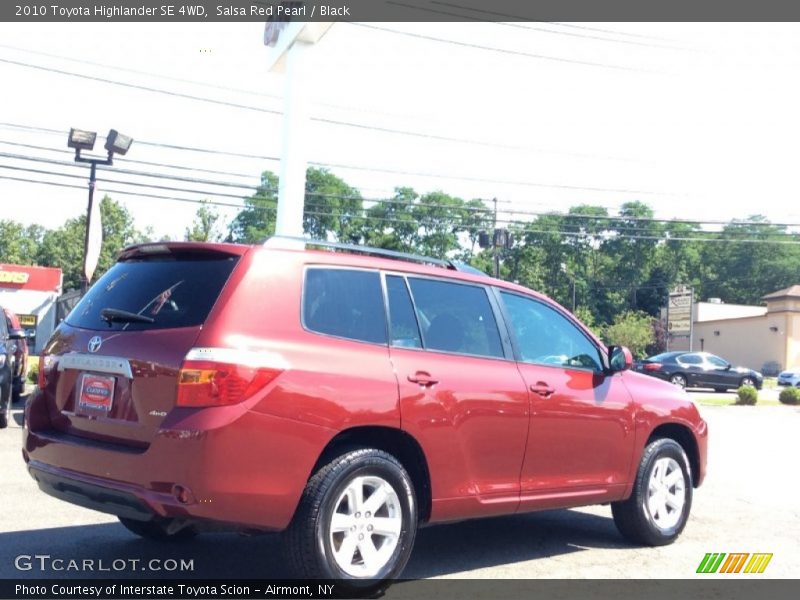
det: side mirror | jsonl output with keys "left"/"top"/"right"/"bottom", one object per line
{"left": 8, "top": 328, "right": 26, "bottom": 340}
{"left": 608, "top": 345, "right": 633, "bottom": 372}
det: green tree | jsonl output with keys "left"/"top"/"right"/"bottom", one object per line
{"left": 186, "top": 201, "right": 222, "bottom": 242}
{"left": 603, "top": 310, "right": 656, "bottom": 359}
{"left": 37, "top": 196, "right": 148, "bottom": 290}
{"left": 228, "top": 171, "right": 278, "bottom": 243}
{"left": 303, "top": 167, "right": 364, "bottom": 242}
{"left": 0, "top": 221, "right": 45, "bottom": 264}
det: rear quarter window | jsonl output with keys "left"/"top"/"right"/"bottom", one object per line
{"left": 302, "top": 268, "right": 387, "bottom": 345}
{"left": 66, "top": 253, "right": 239, "bottom": 331}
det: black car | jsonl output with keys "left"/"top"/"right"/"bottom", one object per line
{"left": 0, "top": 307, "right": 28, "bottom": 429}
{"left": 634, "top": 351, "right": 763, "bottom": 391}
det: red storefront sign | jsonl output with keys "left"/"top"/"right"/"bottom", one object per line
{"left": 0, "top": 264, "right": 62, "bottom": 292}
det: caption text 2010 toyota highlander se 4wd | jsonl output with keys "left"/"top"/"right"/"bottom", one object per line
{"left": 23, "top": 239, "right": 707, "bottom": 587}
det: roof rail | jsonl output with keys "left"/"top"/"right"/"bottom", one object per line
{"left": 263, "top": 235, "right": 488, "bottom": 276}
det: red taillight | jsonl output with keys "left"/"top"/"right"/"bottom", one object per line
{"left": 644, "top": 363, "right": 662, "bottom": 371}
{"left": 38, "top": 354, "right": 55, "bottom": 390}
{"left": 176, "top": 360, "right": 282, "bottom": 407}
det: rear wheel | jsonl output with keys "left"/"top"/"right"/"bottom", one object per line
{"left": 285, "top": 448, "right": 417, "bottom": 594}
{"left": 669, "top": 374, "right": 687, "bottom": 389}
{"left": 118, "top": 517, "right": 196, "bottom": 541}
{"left": 612, "top": 438, "right": 693, "bottom": 546}
{"left": 740, "top": 377, "right": 756, "bottom": 388}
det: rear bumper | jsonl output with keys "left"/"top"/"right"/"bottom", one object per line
{"left": 29, "top": 462, "right": 155, "bottom": 522}
{"left": 23, "top": 398, "right": 336, "bottom": 531}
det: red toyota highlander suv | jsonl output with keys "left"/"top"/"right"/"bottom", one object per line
{"left": 23, "top": 238, "right": 707, "bottom": 589}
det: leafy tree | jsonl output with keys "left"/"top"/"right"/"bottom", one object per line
{"left": 228, "top": 171, "right": 278, "bottom": 243}
{"left": 304, "top": 167, "right": 364, "bottom": 243}
{"left": 36, "top": 196, "right": 148, "bottom": 290}
{"left": 0, "top": 221, "right": 45, "bottom": 264}
{"left": 603, "top": 310, "right": 655, "bottom": 359}
{"left": 186, "top": 201, "right": 222, "bottom": 242}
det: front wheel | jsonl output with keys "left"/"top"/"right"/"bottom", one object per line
{"left": 612, "top": 438, "right": 693, "bottom": 546}
{"left": 285, "top": 448, "right": 417, "bottom": 593}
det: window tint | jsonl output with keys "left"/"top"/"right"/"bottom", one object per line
{"left": 386, "top": 276, "right": 422, "bottom": 349}
{"left": 408, "top": 278, "right": 503, "bottom": 358}
{"left": 304, "top": 268, "right": 387, "bottom": 345}
{"left": 679, "top": 354, "right": 703, "bottom": 365}
{"left": 66, "top": 253, "right": 239, "bottom": 331}
{"left": 500, "top": 292, "right": 603, "bottom": 371}
{"left": 706, "top": 355, "right": 728, "bottom": 368}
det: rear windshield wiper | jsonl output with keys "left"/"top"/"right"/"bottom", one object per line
{"left": 100, "top": 307, "right": 155, "bottom": 325}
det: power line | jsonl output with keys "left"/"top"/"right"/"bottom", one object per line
{"left": 0, "top": 60, "right": 637, "bottom": 161}
{"left": 0, "top": 126, "right": 662, "bottom": 194}
{"left": 348, "top": 23, "right": 660, "bottom": 74}
{"left": 0, "top": 139, "right": 259, "bottom": 179}
{"left": 421, "top": 2, "right": 692, "bottom": 50}
{"left": 5, "top": 171, "right": 800, "bottom": 245}
{"left": 6, "top": 149, "right": 800, "bottom": 231}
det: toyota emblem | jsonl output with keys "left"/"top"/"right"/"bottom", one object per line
{"left": 87, "top": 336, "right": 103, "bottom": 353}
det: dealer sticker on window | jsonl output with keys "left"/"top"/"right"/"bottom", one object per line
{"left": 77, "top": 374, "right": 115, "bottom": 412}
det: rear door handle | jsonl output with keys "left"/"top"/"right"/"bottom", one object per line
{"left": 408, "top": 371, "right": 439, "bottom": 387}
{"left": 530, "top": 382, "right": 555, "bottom": 397}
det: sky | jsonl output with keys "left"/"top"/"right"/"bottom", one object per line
{"left": 2, "top": 22, "right": 800, "bottom": 240}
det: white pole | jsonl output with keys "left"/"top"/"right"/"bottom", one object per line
{"left": 274, "top": 40, "right": 312, "bottom": 238}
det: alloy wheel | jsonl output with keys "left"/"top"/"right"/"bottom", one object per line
{"left": 646, "top": 457, "right": 686, "bottom": 531}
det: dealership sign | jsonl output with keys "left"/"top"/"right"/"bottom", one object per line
{"left": 667, "top": 286, "right": 693, "bottom": 337}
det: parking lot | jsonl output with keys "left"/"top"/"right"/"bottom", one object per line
{"left": 1, "top": 397, "right": 798, "bottom": 582}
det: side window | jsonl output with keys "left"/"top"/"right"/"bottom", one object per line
{"left": 407, "top": 278, "right": 503, "bottom": 358}
{"left": 386, "top": 276, "right": 422, "bottom": 349}
{"left": 706, "top": 355, "right": 728, "bottom": 368}
{"left": 500, "top": 292, "right": 603, "bottom": 371}
{"left": 679, "top": 354, "right": 703, "bottom": 366}
{"left": 303, "top": 268, "right": 387, "bottom": 345}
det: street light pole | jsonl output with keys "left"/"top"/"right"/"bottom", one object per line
{"left": 68, "top": 128, "right": 133, "bottom": 294}
{"left": 80, "top": 161, "right": 98, "bottom": 294}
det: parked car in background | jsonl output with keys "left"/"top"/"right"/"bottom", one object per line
{"left": 4, "top": 308, "right": 29, "bottom": 403}
{"left": 1, "top": 306, "right": 29, "bottom": 428}
{"left": 777, "top": 369, "right": 800, "bottom": 388}
{"left": 23, "top": 239, "right": 708, "bottom": 591}
{"left": 635, "top": 351, "right": 762, "bottom": 391}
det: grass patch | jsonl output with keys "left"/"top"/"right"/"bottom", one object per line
{"left": 692, "top": 394, "right": 781, "bottom": 407}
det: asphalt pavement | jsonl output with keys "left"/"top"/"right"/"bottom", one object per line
{"left": 1, "top": 395, "right": 798, "bottom": 582}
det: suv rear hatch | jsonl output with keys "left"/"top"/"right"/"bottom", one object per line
{"left": 39, "top": 244, "right": 245, "bottom": 449}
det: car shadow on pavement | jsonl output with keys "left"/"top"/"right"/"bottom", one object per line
{"left": 0, "top": 509, "right": 631, "bottom": 580}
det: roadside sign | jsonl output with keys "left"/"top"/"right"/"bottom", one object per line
{"left": 667, "top": 286, "right": 694, "bottom": 349}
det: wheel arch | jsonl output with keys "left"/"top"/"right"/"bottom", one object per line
{"left": 647, "top": 423, "right": 700, "bottom": 488}
{"left": 309, "top": 426, "right": 432, "bottom": 523}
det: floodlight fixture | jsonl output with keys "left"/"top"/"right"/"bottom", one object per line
{"left": 104, "top": 129, "right": 133, "bottom": 156}
{"left": 67, "top": 128, "right": 97, "bottom": 151}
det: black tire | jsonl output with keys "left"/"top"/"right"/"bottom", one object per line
{"left": 11, "top": 379, "right": 22, "bottom": 404}
{"left": 285, "top": 448, "right": 417, "bottom": 594}
{"left": 612, "top": 438, "right": 693, "bottom": 546}
{"left": 118, "top": 516, "right": 196, "bottom": 541}
{"left": 0, "top": 377, "right": 11, "bottom": 429}
{"left": 740, "top": 377, "right": 756, "bottom": 388}
{"left": 669, "top": 374, "right": 687, "bottom": 389}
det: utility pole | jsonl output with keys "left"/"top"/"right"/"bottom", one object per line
{"left": 492, "top": 197, "right": 500, "bottom": 278}
{"left": 264, "top": 19, "right": 333, "bottom": 239}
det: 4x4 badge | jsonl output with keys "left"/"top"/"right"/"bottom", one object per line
{"left": 87, "top": 336, "right": 103, "bottom": 353}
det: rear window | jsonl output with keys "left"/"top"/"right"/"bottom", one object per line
{"left": 66, "top": 253, "right": 239, "bottom": 331}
